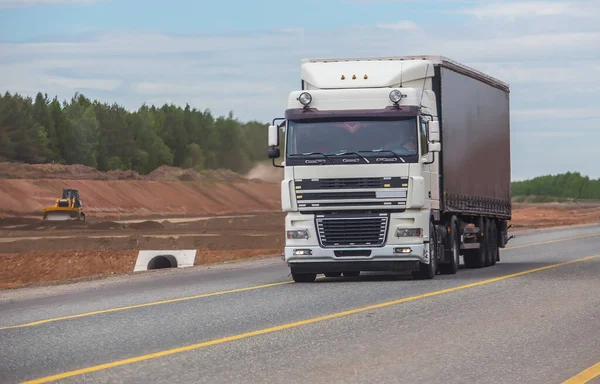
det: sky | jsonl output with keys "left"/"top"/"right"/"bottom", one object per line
{"left": 0, "top": 0, "right": 599, "bottom": 181}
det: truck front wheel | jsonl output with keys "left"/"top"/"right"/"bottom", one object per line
{"left": 439, "top": 217, "right": 459, "bottom": 275}
{"left": 292, "top": 272, "right": 317, "bottom": 283}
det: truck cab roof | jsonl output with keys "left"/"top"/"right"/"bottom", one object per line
{"left": 300, "top": 55, "right": 509, "bottom": 92}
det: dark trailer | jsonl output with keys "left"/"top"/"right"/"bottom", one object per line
{"left": 425, "top": 56, "right": 511, "bottom": 221}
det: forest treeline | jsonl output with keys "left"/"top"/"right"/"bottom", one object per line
{"left": 0, "top": 91, "right": 270, "bottom": 174}
{"left": 2, "top": 91, "right": 598, "bottom": 200}
{"left": 512, "top": 172, "right": 600, "bottom": 200}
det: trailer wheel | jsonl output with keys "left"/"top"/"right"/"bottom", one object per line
{"left": 439, "top": 218, "right": 459, "bottom": 275}
{"left": 464, "top": 217, "right": 487, "bottom": 268}
{"left": 343, "top": 271, "right": 360, "bottom": 277}
{"left": 413, "top": 220, "right": 437, "bottom": 279}
{"left": 292, "top": 272, "right": 317, "bottom": 283}
{"left": 324, "top": 272, "right": 342, "bottom": 278}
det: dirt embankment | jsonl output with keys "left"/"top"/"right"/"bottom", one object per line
{"left": 0, "top": 162, "right": 254, "bottom": 182}
{"left": 0, "top": 179, "right": 281, "bottom": 217}
{"left": 509, "top": 202, "right": 600, "bottom": 230}
{"left": 0, "top": 162, "right": 281, "bottom": 217}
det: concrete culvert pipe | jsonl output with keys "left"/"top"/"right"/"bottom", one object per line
{"left": 147, "top": 255, "right": 178, "bottom": 270}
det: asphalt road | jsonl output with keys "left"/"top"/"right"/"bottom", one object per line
{"left": 1, "top": 225, "right": 600, "bottom": 384}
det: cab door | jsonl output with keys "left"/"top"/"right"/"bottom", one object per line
{"left": 421, "top": 118, "right": 440, "bottom": 209}
{"left": 419, "top": 117, "right": 433, "bottom": 209}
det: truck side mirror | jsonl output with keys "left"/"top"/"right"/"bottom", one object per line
{"left": 268, "top": 125, "right": 279, "bottom": 147}
{"left": 268, "top": 148, "right": 281, "bottom": 159}
{"left": 428, "top": 121, "right": 440, "bottom": 142}
{"left": 429, "top": 142, "right": 441, "bottom": 152}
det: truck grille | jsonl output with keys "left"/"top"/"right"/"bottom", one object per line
{"left": 316, "top": 215, "right": 389, "bottom": 247}
{"left": 299, "top": 191, "right": 376, "bottom": 200}
{"left": 295, "top": 177, "right": 407, "bottom": 190}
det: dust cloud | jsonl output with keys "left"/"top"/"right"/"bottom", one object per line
{"left": 246, "top": 162, "right": 283, "bottom": 184}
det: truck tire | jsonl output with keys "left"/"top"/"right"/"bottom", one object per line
{"left": 464, "top": 217, "right": 487, "bottom": 268}
{"left": 324, "top": 272, "right": 342, "bottom": 278}
{"left": 490, "top": 221, "right": 498, "bottom": 266}
{"left": 413, "top": 220, "right": 437, "bottom": 279}
{"left": 439, "top": 217, "right": 459, "bottom": 275}
{"left": 343, "top": 271, "right": 360, "bottom": 277}
{"left": 483, "top": 219, "right": 493, "bottom": 267}
{"left": 292, "top": 272, "right": 317, "bottom": 283}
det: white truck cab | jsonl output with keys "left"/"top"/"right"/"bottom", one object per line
{"left": 268, "top": 56, "right": 512, "bottom": 282}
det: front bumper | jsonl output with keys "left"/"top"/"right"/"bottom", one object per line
{"left": 285, "top": 243, "right": 426, "bottom": 273}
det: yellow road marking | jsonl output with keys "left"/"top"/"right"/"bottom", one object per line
{"left": 0, "top": 281, "right": 291, "bottom": 331}
{"left": 2, "top": 232, "right": 599, "bottom": 331}
{"left": 20, "top": 254, "right": 600, "bottom": 384}
{"left": 562, "top": 362, "right": 600, "bottom": 384}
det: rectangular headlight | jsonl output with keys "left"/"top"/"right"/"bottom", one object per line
{"left": 293, "top": 249, "right": 312, "bottom": 255}
{"left": 287, "top": 230, "right": 309, "bottom": 240}
{"left": 395, "top": 228, "right": 422, "bottom": 237}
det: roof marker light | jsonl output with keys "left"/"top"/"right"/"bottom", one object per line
{"left": 364, "top": 74, "right": 368, "bottom": 79}
{"left": 341, "top": 75, "right": 345, "bottom": 80}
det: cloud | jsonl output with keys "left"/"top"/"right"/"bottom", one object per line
{"left": 459, "top": 1, "right": 599, "bottom": 19}
{"left": 132, "top": 81, "right": 279, "bottom": 96}
{"left": 2, "top": 26, "right": 598, "bottom": 112}
{"left": 0, "top": 30, "right": 304, "bottom": 56}
{"left": 376, "top": 20, "right": 420, "bottom": 31}
{"left": 2, "top": 25, "right": 599, "bottom": 119}
{"left": 437, "top": 32, "right": 600, "bottom": 61}
{"left": 343, "top": 0, "right": 462, "bottom": 3}
{"left": 513, "top": 108, "right": 600, "bottom": 120}
{"left": 46, "top": 76, "right": 121, "bottom": 91}
{"left": 0, "top": 0, "right": 101, "bottom": 9}
{"left": 518, "top": 132, "right": 580, "bottom": 138}
{"left": 468, "top": 61, "right": 600, "bottom": 85}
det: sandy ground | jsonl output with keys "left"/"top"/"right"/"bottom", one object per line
{"left": 2, "top": 203, "right": 600, "bottom": 289}
{"left": 0, "top": 212, "right": 286, "bottom": 289}
{"left": 509, "top": 202, "right": 600, "bottom": 230}
{"left": 1, "top": 162, "right": 599, "bottom": 290}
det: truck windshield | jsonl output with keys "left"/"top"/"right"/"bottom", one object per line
{"left": 286, "top": 117, "right": 418, "bottom": 160}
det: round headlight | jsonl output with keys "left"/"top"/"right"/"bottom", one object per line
{"left": 298, "top": 92, "right": 312, "bottom": 106}
{"left": 389, "top": 89, "right": 403, "bottom": 104}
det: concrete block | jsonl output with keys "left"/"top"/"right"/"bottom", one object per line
{"left": 134, "top": 250, "right": 197, "bottom": 272}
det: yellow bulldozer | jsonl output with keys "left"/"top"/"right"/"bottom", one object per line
{"left": 43, "top": 188, "right": 86, "bottom": 221}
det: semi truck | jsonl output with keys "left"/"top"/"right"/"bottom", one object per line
{"left": 267, "top": 55, "right": 513, "bottom": 282}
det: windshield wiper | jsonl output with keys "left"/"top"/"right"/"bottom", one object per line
{"left": 289, "top": 152, "right": 335, "bottom": 163}
{"left": 359, "top": 149, "right": 406, "bottom": 163}
{"left": 329, "top": 150, "right": 370, "bottom": 164}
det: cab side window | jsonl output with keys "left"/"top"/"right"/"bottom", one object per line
{"left": 419, "top": 119, "right": 429, "bottom": 156}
